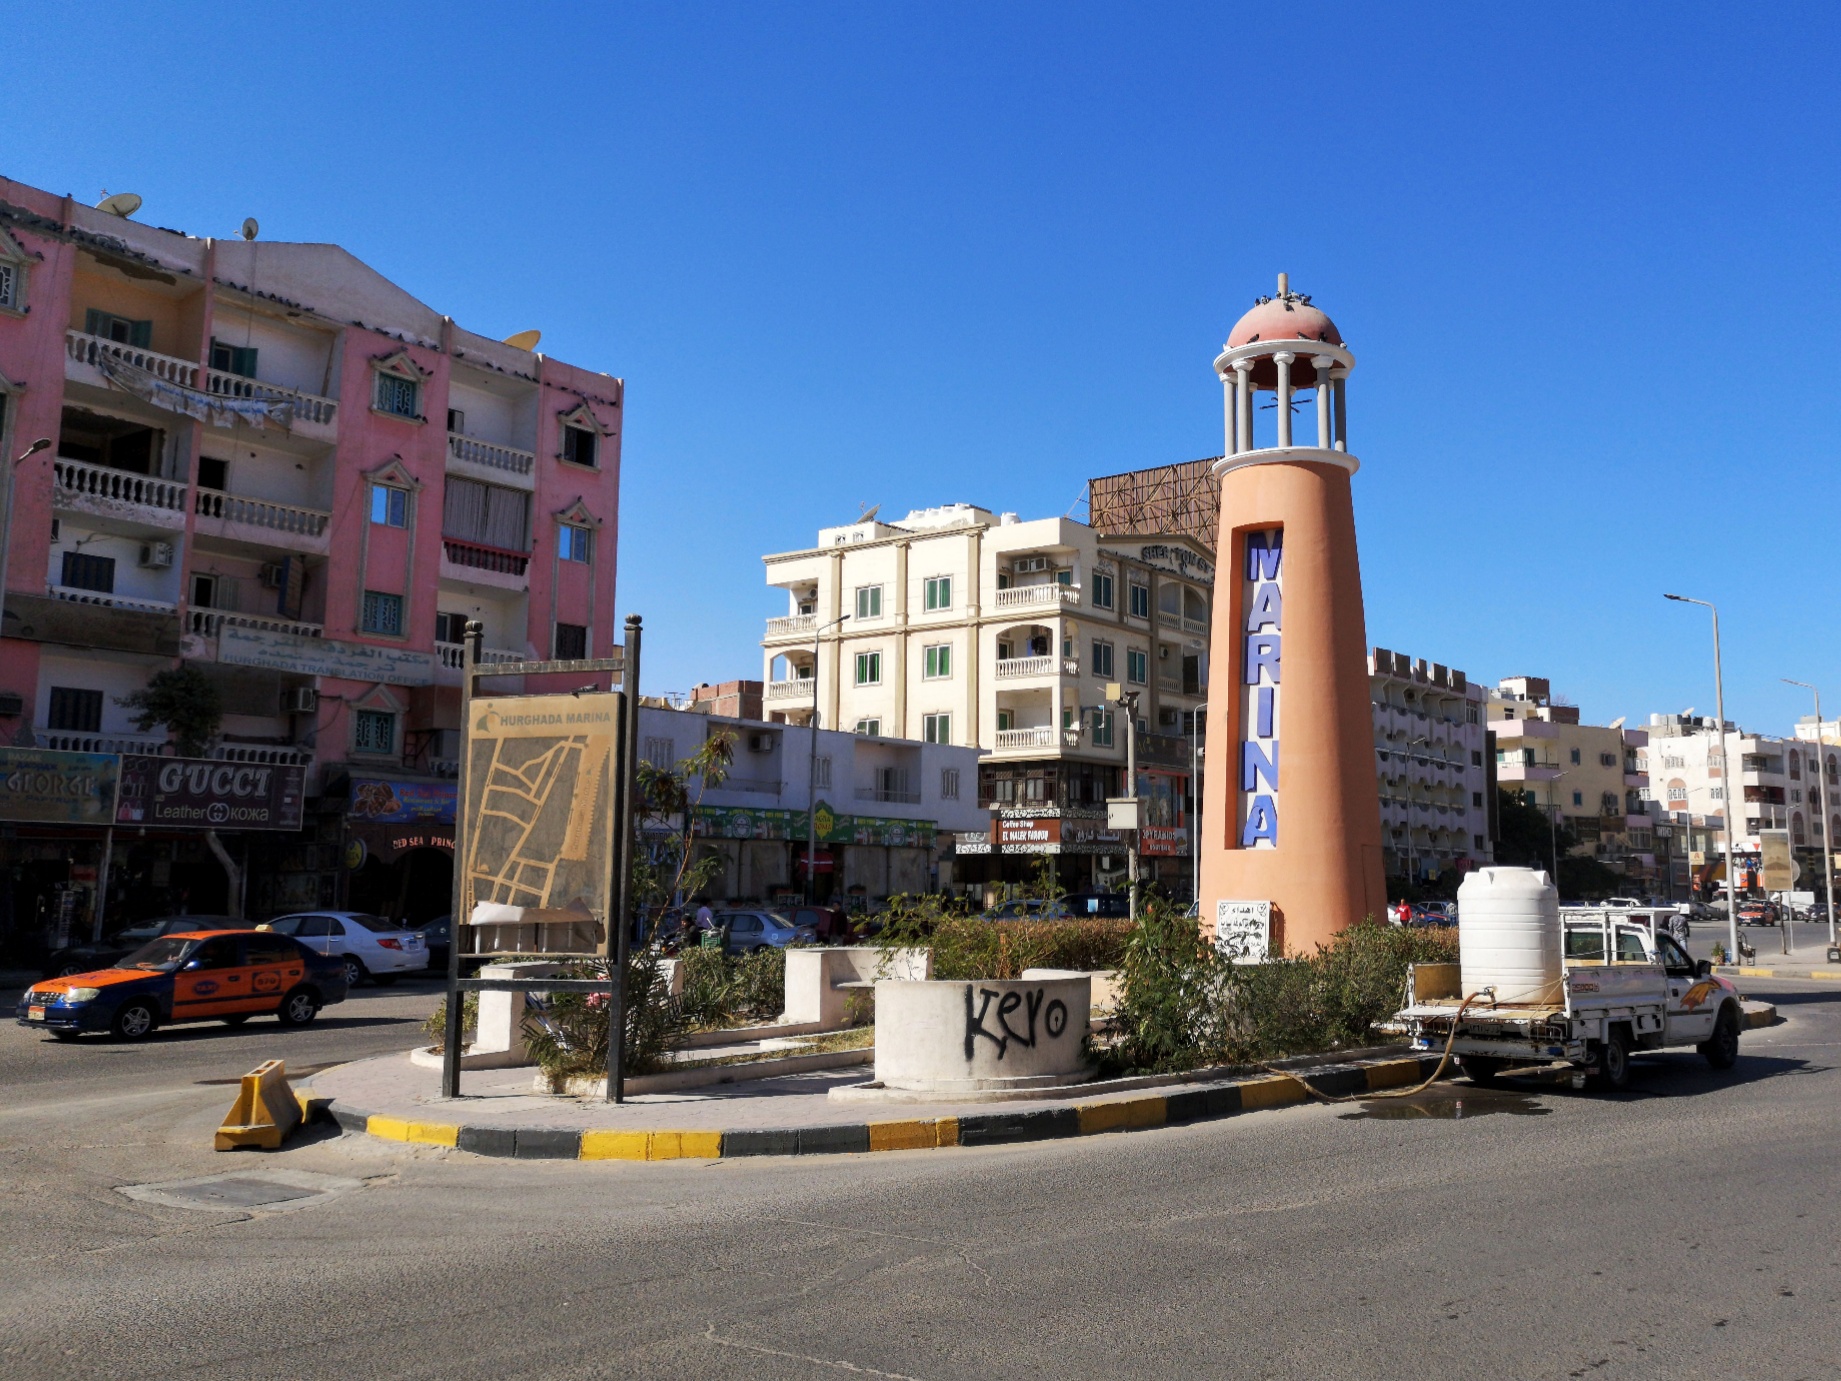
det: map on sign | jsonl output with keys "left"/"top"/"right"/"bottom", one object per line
{"left": 463, "top": 693, "right": 621, "bottom": 950}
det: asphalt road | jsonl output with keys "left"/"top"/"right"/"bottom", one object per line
{"left": 3, "top": 976, "right": 1839, "bottom": 1379}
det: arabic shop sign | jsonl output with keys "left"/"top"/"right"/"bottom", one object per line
{"left": 0, "top": 748, "right": 118, "bottom": 824}
{"left": 215, "top": 623, "right": 438, "bottom": 687}
{"left": 693, "top": 805, "right": 936, "bottom": 848}
{"left": 116, "top": 755, "right": 305, "bottom": 831}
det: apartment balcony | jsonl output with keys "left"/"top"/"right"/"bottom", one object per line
{"left": 188, "top": 608, "right": 325, "bottom": 640}
{"left": 1496, "top": 761, "right": 1561, "bottom": 783}
{"left": 765, "top": 678, "right": 817, "bottom": 704}
{"left": 52, "top": 457, "right": 188, "bottom": 531}
{"left": 993, "top": 726, "right": 1083, "bottom": 751}
{"left": 206, "top": 368, "right": 338, "bottom": 438}
{"left": 435, "top": 641, "right": 528, "bottom": 671}
{"left": 46, "top": 584, "right": 178, "bottom": 616}
{"left": 447, "top": 432, "right": 535, "bottom": 488}
{"left": 992, "top": 584, "right": 1081, "bottom": 612}
{"left": 1181, "top": 615, "right": 1208, "bottom": 635}
{"left": 993, "top": 655, "right": 1081, "bottom": 682}
{"left": 765, "top": 613, "right": 817, "bottom": 639}
{"left": 36, "top": 727, "right": 170, "bottom": 755}
{"left": 65, "top": 328, "right": 200, "bottom": 390}
{"left": 441, "top": 538, "right": 530, "bottom": 591}
{"left": 856, "top": 785, "right": 921, "bottom": 805}
{"left": 214, "top": 743, "right": 313, "bottom": 766}
{"left": 193, "top": 489, "right": 331, "bottom": 555}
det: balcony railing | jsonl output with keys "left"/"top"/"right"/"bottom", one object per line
{"left": 66, "top": 328, "right": 199, "bottom": 388}
{"left": 37, "top": 727, "right": 170, "bottom": 755}
{"left": 206, "top": 368, "right": 338, "bottom": 427}
{"left": 435, "top": 641, "right": 527, "bottom": 669}
{"left": 53, "top": 457, "right": 188, "bottom": 516}
{"left": 448, "top": 432, "right": 534, "bottom": 477}
{"left": 856, "top": 785, "right": 922, "bottom": 804}
{"left": 1182, "top": 615, "right": 1209, "bottom": 635}
{"left": 766, "top": 614, "right": 817, "bottom": 637}
{"left": 189, "top": 609, "right": 324, "bottom": 639}
{"left": 442, "top": 538, "right": 530, "bottom": 577}
{"left": 47, "top": 585, "right": 177, "bottom": 615}
{"left": 995, "top": 726, "right": 1057, "bottom": 749}
{"left": 194, "top": 489, "right": 331, "bottom": 538}
{"left": 214, "top": 743, "right": 313, "bottom": 766}
{"left": 765, "top": 678, "right": 816, "bottom": 701}
{"left": 993, "top": 584, "right": 1081, "bottom": 610}
{"left": 994, "top": 654, "right": 1057, "bottom": 680}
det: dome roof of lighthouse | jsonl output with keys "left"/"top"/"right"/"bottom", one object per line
{"left": 1226, "top": 278, "right": 1342, "bottom": 350}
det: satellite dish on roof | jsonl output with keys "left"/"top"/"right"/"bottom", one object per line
{"left": 503, "top": 329, "right": 542, "bottom": 351}
{"left": 1608, "top": 716, "right": 1626, "bottom": 731}
{"left": 96, "top": 191, "right": 142, "bottom": 218}
{"left": 859, "top": 504, "right": 881, "bottom": 524}
{"left": 241, "top": 218, "right": 259, "bottom": 241}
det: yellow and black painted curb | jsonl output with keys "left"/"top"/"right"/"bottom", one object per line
{"left": 1717, "top": 966, "right": 1841, "bottom": 982}
{"left": 323, "top": 1053, "right": 1447, "bottom": 1162}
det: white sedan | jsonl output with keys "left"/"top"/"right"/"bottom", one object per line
{"left": 262, "top": 912, "right": 430, "bottom": 987}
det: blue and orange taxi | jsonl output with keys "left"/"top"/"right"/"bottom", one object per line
{"left": 16, "top": 929, "right": 348, "bottom": 1041}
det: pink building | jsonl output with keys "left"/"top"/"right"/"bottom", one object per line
{"left": 0, "top": 176, "right": 621, "bottom": 926}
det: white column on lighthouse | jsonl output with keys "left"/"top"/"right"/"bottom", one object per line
{"left": 1234, "top": 358, "right": 1254, "bottom": 454}
{"left": 1273, "top": 351, "right": 1294, "bottom": 448}
{"left": 1314, "top": 355, "right": 1336, "bottom": 449}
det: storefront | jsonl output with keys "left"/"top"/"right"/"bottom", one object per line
{"left": 0, "top": 748, "right": 118, "bottom": 963}
{"left": 334, "top": 773, "right": 457, "bottom": 925}
{"left": 690, "top": 802, "right": 939, "bottom": 908}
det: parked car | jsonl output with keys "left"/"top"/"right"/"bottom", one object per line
{"left": 1736, "top": 901, "right": 1779, "bottom": 927}
{"left": 260, "top": 911, "right": 430, "bottom": 987}
{"left": 715, "top": 909, "right": 816, "bottom": 955}
{"left": 779, "top": 904, "right": 853, "bottom": 943}
{"left": 1407, "top": 903, "right": 1457, "bottom": 929}
{"left": 409, "top": 915, "right": 451, "bottom": 971}
{"left": 1059, "top": 893, "right": 1132, "bottom": 918}
{"left": 981, "top": 898, "right": 1071, "bottom": 921}
{"left": 42, "top": 915, "right": 251, "bottom": 979}
{"left": 18, "top": 929, "right": 348, "bottom": 1041}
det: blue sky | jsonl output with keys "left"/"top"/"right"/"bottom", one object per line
{"left": 14, "top": 4, "right": 1841, "bottom": 734}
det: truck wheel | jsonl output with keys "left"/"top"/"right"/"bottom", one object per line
{"left": 1594, "top": 1027, "right": 1633, "bottom": 1091}
{"left": 1701, "top": 1004, "right": 1740, "bottom": 1070}
{"left": 1461, "top": 1056, "right": 1503, "bottom": 1086}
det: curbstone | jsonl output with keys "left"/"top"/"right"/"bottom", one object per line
{"left": 958, "top": 1107, "right": 1081, "bottom": 1147}
{"left": 1075, "top": 1096, "right": 1167, "bottom": 1135}
{"left": 456, "top": 1125, "right": 516, "bottom": 1157}
{"left": 512, "top": 1129, "right": 582, "bottom": 1159}
{"left": 1364, "top": 1059, "right": 1423, "bottom": 1092}
{"left": 797, "top": 1124, "right": 871, "bottom": 1156}
{"left": 722, "top": 1128, "right": 801, "bottom": 1158}
{"left": 1164, "top": 1083, "right": 1241, "bottom": 1124}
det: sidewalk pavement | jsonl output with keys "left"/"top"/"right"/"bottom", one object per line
{"left": 1717, "top": 954, "right": 1841, "bottom": 981}
{"left": 305, "top": 1047, "right": 1451, "bottom": 1162}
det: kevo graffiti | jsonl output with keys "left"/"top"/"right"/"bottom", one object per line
{"left": 1238, "top": 528, "right": 1282, "bottom": 847}
{"left": 115, "top": 755, "right": 306, "bottom": 831}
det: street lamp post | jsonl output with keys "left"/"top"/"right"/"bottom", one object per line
{"left": 0, "top": 437, "right": 54, "bottom": 644}
{"left": 1548, "top": 769, "right": 1568, "bottom": 886}
{"left": 1190, "top": 702, "right": 1207, "bottom": 907}
{"left": 1107, "top": 684, "right": 1142, "bottom": 919}
{"left": 805, "top": 613, "right": 848, "bottom": 904}
{"left": 1783, "top": 678, "right": 1837, "bottom": 948}
{"left": 1665, "top": 594, "right": 1742, "bottom": 965}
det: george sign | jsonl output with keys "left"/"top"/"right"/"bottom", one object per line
{"left": 116, "top": 755, "right": 304, "bottom": 831}
{"left": 1237, "top": 528, "right": 1282, "bottom": 849}
{"left": 1759, "top": 829, "right": 1796, "bottom": 892}
{"left": 0, "top": 748, "right": 119, "bottom": 824}
{"left": 1215, "top": 900, "right": 1271, "bottom": 964}
{"left": 348, "top": 777, "right": 457, "bottom": 825}
{"left": 216, "top": 622, "right": 438, "bottom": 687}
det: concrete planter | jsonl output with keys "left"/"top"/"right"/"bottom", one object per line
{"left": 874, "top": 976, "right": 1092, "bottom": 1093}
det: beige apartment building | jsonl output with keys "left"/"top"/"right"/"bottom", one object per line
{"left": 760, "top": 504, "right": 1212, "bottom": 896}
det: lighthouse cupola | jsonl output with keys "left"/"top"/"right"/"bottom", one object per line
{"left": 1214, "top": 273, "right": 1354, "bottom": 464}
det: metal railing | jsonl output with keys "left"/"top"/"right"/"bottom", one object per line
{"left": 66, "top": 328, "right": 199, "bottom": 388}
{"left": 856, "top": 785, "right": 921, "bottom": 804}
{"left": 53, "top": 457, "right": 187, "bottom": 515}
{"left": 206, "top": 368, "right": 338, "bottom": 426}
{"left": 442, "top": 537, "right": 530, "bottom": 576}
{"left": 447, "top": 432, "right": 534, "bottom": 477}
{"left": 194, "top": 489, "right": 330, "bottom": 537}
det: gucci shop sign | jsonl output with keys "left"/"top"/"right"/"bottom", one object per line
{"left": 116, "top": 755, "right": 306, "bottom": 831}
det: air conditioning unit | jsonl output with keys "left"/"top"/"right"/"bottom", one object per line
{"left": 258, "top": 562, "right": 288, "bottom": 589}
{"left": 747, "top": 732, "right": 774, "bottom": 754}
{"left": 0, "top": 691, "right": 23, "bottom": 717}
{"left": 286, "top": 687, "right": 319, "bottom": 714}
{"left": 139, "top": 541, "right": 174, "bottom": 570}
{"left": 1013, "top": 556, "right": 1049, "bottom": 574}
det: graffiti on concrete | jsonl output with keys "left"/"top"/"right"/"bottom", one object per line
{"left": 964, "top": 985, "right": 1070, "bottom": 1060}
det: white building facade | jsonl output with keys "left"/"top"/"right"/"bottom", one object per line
{"left": 1368, "top": 649, "right": 1493, "bottom": 884}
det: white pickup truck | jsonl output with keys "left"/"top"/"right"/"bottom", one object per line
{"left": 1397, "top": 913, "right": 1744, "bottom": 1090}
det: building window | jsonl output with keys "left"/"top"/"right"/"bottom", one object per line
{"left": 84, "top": 309, "right": 151, "bottom": 347}
{"left": 197, "top": 456, "right": 228, "bottom": 491}
{"left": 554, "top": 622, "right": 588, "bottom": 659}
{"left": 923, "top": 644, "right": 952, "bottom": 679}
{"left": 854, "top": 718, "right": 881, "bottom": 736}
{"left": 1129, "top": 583, "right": 1150, "bottom": 619}
{"left": 435, "top": 611, "right": 467, "bottom": 644}
{"left": 1093, "top": 709, "right": 1115, "bottom": 747}
{"left": 1471, "top": 750, "right": 1482, "bottom": 766}
{"left": 0, "top": 262, "right": 19, "bottom": 311}
{"left": 1126, "top": 649, "right": 1148, "bottom": 684}
{"left": 1467, "top": 703, "right": 1479, "bottom": 724}
{"left": 361, "top": 590, "right": 404, "bottom": 636}
{"left": 443, "top": 477, "right": 530, "bottom": 552}
{"left": 59, "top": 551, "right": 115, "bottom": 593}
{"left": 1710, "top": 787, "right": 1724, "bottom": 801}
{"left": 812, "top": 755, "right": 832, "bottom": 789}
{"left": 209, "top": 338, "right": 258, "bottom": 378}
{"left": 562, "top": 425, "right": 598, "bottom": 468}
{"left": 855, "top": 586, "right": 883, "bottom": 620}
{"left": 924, "top": 576, "right": 952, "bottom": 611}
{"left": 941, "top": 767, "right": 960, "bottom": 799}
{"left": 854, "top": 651, "right": 882, "bottom": 685}
{"left": 996, "top": 709, "right": 1014, "bottom": 732}
{"left": 558, "top": 524, "right": 593, "bottom": 564}
{"left": 643, "top": 736, "right": 676, "bottom": 767}
{"left": 47, "top": 687, "right": 103, "bottom": 733}
{"left": 447, "top": 408, "right": 465, "bottom": 433}
{"left": 1572, "top": 790, "right": 1584, "bottom": 807}
{"left": 1091, "top": 572, "right": 1114, "bottom": 610}
{"left": 1569, "top": 747, "right": 1581, "bottom": 765}
{"left": 373, "top": 372, "right": 420, "bottom": 419}
{"left": 1472, "top": 791, "right": 1484, "bottom": 807}
{"left": 370, "top": 484, "right": 409, "bottom": 528}
{"left": 1474, "top": 833, "right": 1486, "bottom": 850}
{"left": 923, "top": 713, "right": 951, "bottom": 744}
{"left": 1092, "top": 640, "right": 1114, "bottom": 677}
{"left": 353, "top": 709, "right": 396, "bottom": 755}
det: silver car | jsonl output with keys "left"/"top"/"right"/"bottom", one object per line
{"left": 262, "top": 911, "right": 429, "bottom": 987}
{"left": 716, "top": 910, "right": 816, "bottom": 955}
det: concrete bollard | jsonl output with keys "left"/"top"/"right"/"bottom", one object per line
{"left": 783, "top": 947, "right": 933, "bottom": 1028}
{"left": 472, "top": 961, "right": 565, "bottom": 1067}
{"left": 873, "top": 976, "right": 1092, "bottom": 1093}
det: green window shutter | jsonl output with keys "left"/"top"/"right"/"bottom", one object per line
{"left": 85, "top": 308, "right": 106, "bottom": 336}
{"left": 234, "top": 345, "right": 258, "bottom": 377}
{"left": 130, "top": 320, "right": 153, "bottom": 348}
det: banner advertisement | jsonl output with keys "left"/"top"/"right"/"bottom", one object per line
{"left": 116, "top": 755, "right": 305, "bottom": 831}
{"left": 0, "top": 748, "right": 118, "bottom": 825}
{"left": 216, "top": 622, "right": 438, "bottom": 687}
{"left": 693, "top": 804, "right": 937, "bottom": 849}
{"left": 348, "top": 778, "right": 458, "bottom": 825}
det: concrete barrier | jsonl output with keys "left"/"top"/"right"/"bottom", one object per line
{"left": 874, "top": 976, "right": 1092, "bottom": 1093}
{"left": 467, "top": 961, "right": 565, "bottom": 1069}
{"left": 783, "top": 947, "right": 931, "bottom": 1029}
{"left": 215, "top": 1059, "right": 303, "bottom": 1150}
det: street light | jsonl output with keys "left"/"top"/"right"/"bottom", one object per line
{"left": 1664, "top": 593, "right": 1742, "bottom": 965}
{"left": 0, "top": 437, "right": 53, "bottom": 644}
{"left": 1190, "top": 701, "right": 1207, "bottom": 908}
{"left": 1106, "top": 682, "right": 1141, "bottom": 920}
{"left": 804, "top": 612, "right": 848, "bottom": 904}
{"left": 1783, "top": 678, "right": 1837, "bottom": 948}
{"left": 1547, "top": 768, "right": 1569, "bottom": 885}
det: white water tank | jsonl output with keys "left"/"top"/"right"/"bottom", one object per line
{"left": 1456, "top": 866, "right": 1562, "bottom": 1005}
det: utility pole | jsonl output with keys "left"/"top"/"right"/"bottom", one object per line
{"left": 1190, "top": 702, "right": 1207, "bottom": 907}
{"left": 1108, "top": 683, "right": 1141, "bottom": 919}
{"left": 1665, "top": 594, "right": 1742, "bottom": 966}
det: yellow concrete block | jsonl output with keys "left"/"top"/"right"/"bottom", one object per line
{"left": 869, "top": 1120, "right": 937, "bottom": 1152}
{"left": 215, "top": 1060, "right": 304, "bottom": 1151}
{"left": 675, "top": 1131, "right": 723, "bottom": 1159}
{"left": 367, "top": 1115, "right": 412, "bottom": 1142}
{"left": 1811, "top": 970, "right": 1841, "bottom": 980}
{"left": 1365, "top": 1060, "right": 1421, "bottom": 1091}
{"left": 1077, "top": 1097, "right": 1167, "bottom": 1135}
{"left": 933, "top": 1117, "right": 959, "bottom": 1147}
{"left": 1236, "top": 1075, "right": 1305, "bottom": 1110}
{"left": 405, "top": 1121, "right": 459, "bottom": 1148}
{"left": 1737, "top": 967, "right": 1776, "bottom": 977}
{"left": 579, "top": 1130, "right": 650, "bottom": 1160}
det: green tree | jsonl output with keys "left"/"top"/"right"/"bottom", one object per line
{"left": 1494, "top": 787, "right": 1576, "bottom": 869}
{"left": 117, "top": 665, "right": 221, "bottom": 757}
